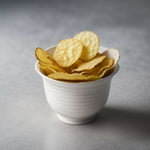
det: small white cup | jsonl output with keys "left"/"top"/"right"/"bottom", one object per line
{"left": 35, "top": 46, "right": 119, "bottom": 124}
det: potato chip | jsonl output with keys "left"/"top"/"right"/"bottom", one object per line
{"left": 79, "top": 66, "right": 99, "bottom": 75}
{"left": 98, "top": 69, "right": 108, "bottom": 78}
{"left": 95, "top": 52, "right": 101, "bottom": 57}
{"left": 97, "top": 58, "right": 114, "bottom": 75}
{"left": 38, "top": 65, "right": 46, "bottom": 75}
{"left": 39, "top": 62, "right": 66, "bottom": 73}
{"left": 53, "top": 39, "right": 83, "bottom": 67}
{"left": 102, "top": 48, "right": 120, "bottom": 67}
{"left": 48, "top": 72, "right": 100, "bottom": 81}
{"left": 35, "top": 47, "right": 56, "bottom": 65}
{"left": 41, "top": 67, "right": 57, "bottom": 75}
{"left": 64, "top": 59, "right": 83, "bottom": 73}
{"left": 74, "top": 31, "right": 100, "bottom": 61}
{"left": 102, "top": 48, "right": 120, "bottom": 75}
{"left": 102, "top": 68, "right": 115, "bottom": 78}
{"left": 98, "top": 67, "right": 114, "bottom": 78}
{"left": 72, "top": 59, "right": 83, "bottom": 68}
{"left": 79, "top": 58, "right": 114, "bottom": 76}
{"left": 73, "top": 55, "right": 106, "bottom": 72}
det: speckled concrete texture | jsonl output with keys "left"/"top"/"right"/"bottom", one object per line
{"left": 0, "top": 0, "right": 150, "bottom": 149}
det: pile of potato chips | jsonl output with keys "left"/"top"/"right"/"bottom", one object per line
{"left": 35, "top": 31, "right": 120, "bottom": 82}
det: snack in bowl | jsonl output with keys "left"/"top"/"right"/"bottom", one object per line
{"left": 35, "top": 31, "right": 120, "bottom": 82}
{"left": 74, "top": 31, "right": 100, "bottom": 61}
{"left": 53, "top": 39, "right": 83, "bottom": 67}
{"left": 35, "top": 31, "right": 120, "bottom": 124}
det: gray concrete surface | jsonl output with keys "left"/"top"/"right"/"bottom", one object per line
{"left": 0, "top": 0, "right": 150, "bottom": 149}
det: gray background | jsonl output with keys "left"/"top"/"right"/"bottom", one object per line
{"left": 0, "top": 0, "right": 150, "bottom": 149}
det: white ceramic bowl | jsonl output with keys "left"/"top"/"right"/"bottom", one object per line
{"left": 35, "top": 46, "right": 119, "bottom": 124}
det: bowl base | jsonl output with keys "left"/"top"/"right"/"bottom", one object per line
{"left": 56, "top": 113, "right": 98, "bottom": 125}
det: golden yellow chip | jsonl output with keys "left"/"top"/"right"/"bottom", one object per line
{"left": 38, "top": 62, "right": 56, "bottom": 75}
{"left": 48, "top": 72, "right": 100, "bottom": 81}
{"left": 73, "top": 55, "right": 106, "bottom": 72}
{"left": 99, "top": 68, "right": 110, "bottom": 78}
{"left": 43, "top": 67, "right": 57, "bottom": 75}
{"left": 95, "top": 52, "right": 101, "bottom": 57}
{"left": 102, "top": 48, "right": 120, "bottom": 75}
{"left": 64, "top": 59, "right": 83, "bottom": 73}
{"left": 97, "top": 58, "right": 114, "bottom": 75}
{"left": 53, "top": 39, "right": 83, "bottom": 67}
{"left": 72, "top": 59, "right": 83, "bottom": 68}
{"left": 74, "top": 31, "right": 100, "bottom": 61}
{"left": 39, "top": 62, "right": 66, "bottom": 73}
{"left": 35, "top": 47, "right": 56, "bottom": 65}
{"left": 98, "top": 59, "right": 115, "bottom": 78}
{"left": 102, "top": 48, "right": 120, "bottom": 67}
{"left": 79, "top": 66, "right": 99, "bottom": 75}
{"left": 79, "top": 58, "right": 114, "bottom": 76}
{"left": 39, "top": 66, "right": 46, "bottom": 75}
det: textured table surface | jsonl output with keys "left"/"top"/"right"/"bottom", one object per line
{"left": 0, "top": 0, "right": 150, "bottom": 149}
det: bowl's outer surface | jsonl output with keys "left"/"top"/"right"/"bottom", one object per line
{"left": 42, "top": 74, "right": 112, "bottom": 119}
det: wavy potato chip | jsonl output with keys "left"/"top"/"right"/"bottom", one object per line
{"left": 35, "top": 47, "right": 56, "bottom": 65}
{"left": 74, "top": 31, "right": 100, "bottom": 61}
{"left": 79, "top": 66, "right": 99, "bottom": 75}
{"left": 80, "top": 67, "right": 113, "bottom": 79}
{"left": 48, "top": 72, "right": 100, "bottom": 81}
{"left": 41, "top": 66, "right": 57, "bottom": 75}
{"left": 97, "top": 58, "right": 114, "bottom": 75}
{"left": 53, "top": 39, "right": 83, "bottom": 67}
{"left": 64, "top": 59, "right": 83, "bottom": 73}
{"left": 98, "top": 59, "right": 115, "bottom": 78}
{"left": 72, "top": 59, "right": 83, "bottom": 68}
{"left": 95, "top": 52, "right": 101, "bottom": 57}
{"left": 38, "top": 66, "right": 46, "bottom": 75}
{"left": 79, "top": 58, "right": 114, "bottom": 76}
{"left": 73, "top": 55, "right": 106, "bottom": 72}
{"left": 102, "top": 48, "right": 120, "bottom": 67}
{"left": 102, "top": 48, "right": 120, "bottom": 75}
{"left": 39, "top": 62, "right": 66, "bottom": 73}
{"left": 99, "top": 68, "right": 111, "bottom": 78}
